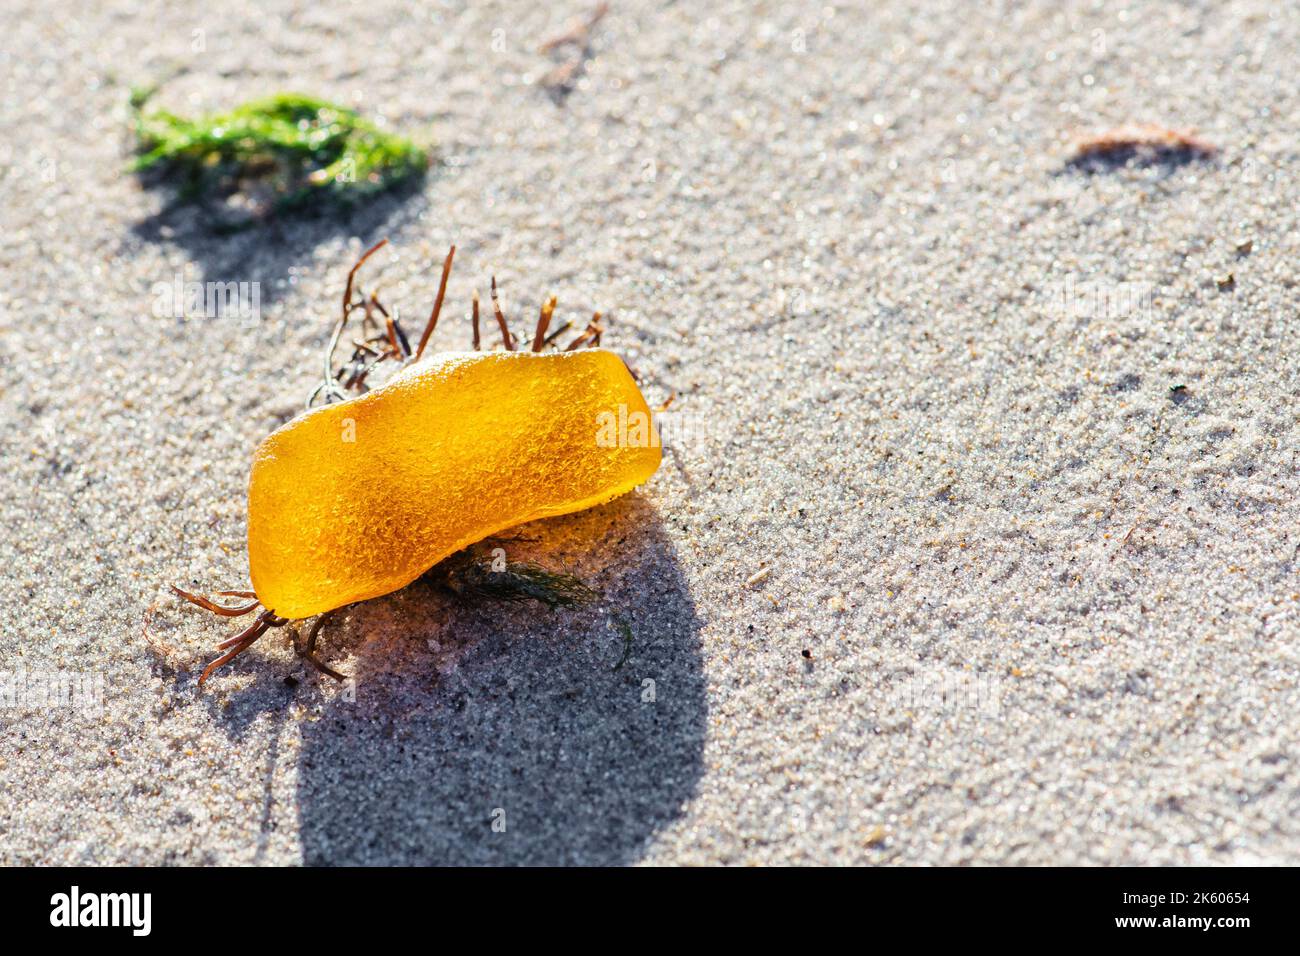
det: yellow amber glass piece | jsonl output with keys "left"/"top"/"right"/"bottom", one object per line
{"left": 247, "top": 349, "right": 661, "bottom": 618}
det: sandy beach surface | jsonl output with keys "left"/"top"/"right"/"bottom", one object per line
{"left": 2, "top": 0, "right": 1297, "bottom": 865}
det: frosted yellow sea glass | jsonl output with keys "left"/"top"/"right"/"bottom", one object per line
{"left": 247, "top": 349, "right": 661, "bottom": 618}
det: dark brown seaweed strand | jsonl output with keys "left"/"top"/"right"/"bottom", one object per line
{"left": 199, "top": 616, "right": 270, "bottom": 684}
{"left": 472, "top": 291, "right": 481, "bottom": 350}
{"left": 490, "top": 276, "right": 515, "bottom": 350}
{"left": 532, "top": 295, "right": 557, "bottom": 352}
{"left": 384, "top": 314, "right": 404, "bottom": 359}
{"left": 565, "top": 312, "right": 605, "bottom": 350}
{"left": 198, "top": 610, "right": 292, "bottom": 685}
{"left": 215, "top": 610, "right": 278, "bottom": 650}
{"left": 367, "top": 288, "right": 390, "bottom": 319}
{"left": 541, "top": 320, "right": 572, "bottom": 348}
{"left": 198, "top": 630, "right": 264, "bottom": 685}
{"left": 341, "top": 240, "right": 388, "bottom": 327}
{"left": 170, "top": 585, "right": 260, "bottom": 617}
{"left": 414, "top": 245, "right": 456, "bottom": 362}
{"left": 392, "top": 318, "right": 412, "bottom": 358}
{"left": 324, "top": 239, "right": 388, "bottom": 402}
{"left": 294, "top": 611, "right": 347, "bottom": 682}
